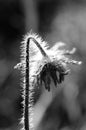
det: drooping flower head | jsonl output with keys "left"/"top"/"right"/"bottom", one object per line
{"left": 14, "top": 31, "right": 82, "bottom": 130}
{"left": 25, "top": 32, "right": 81, "bottom": 91}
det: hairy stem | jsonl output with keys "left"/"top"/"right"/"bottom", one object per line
{"left": 24, "top": 38, "right": 29, "bottom": 130}
{"left": 25, "top": 37, "right": 48, "bottom": 130}
{"left": 28, "top": 37, "right": 48, "bottom": 57}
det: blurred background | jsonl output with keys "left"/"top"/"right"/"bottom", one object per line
{"left": 0, "top": 0, "right": 86, "bottom": 130}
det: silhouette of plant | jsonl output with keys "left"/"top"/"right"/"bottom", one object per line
{"left": 14, "top": 31, "right": 81, "bottom": 130}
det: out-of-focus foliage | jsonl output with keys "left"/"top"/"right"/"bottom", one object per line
{"left": 34, "top": 0, "right": 86, "bottom": 130}
{"left": 0, "top": 0, "right": 86, "bottom": 130}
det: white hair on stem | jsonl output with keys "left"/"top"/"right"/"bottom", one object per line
{"left": 14, "top": 31, "right": 82, "bottom": 130}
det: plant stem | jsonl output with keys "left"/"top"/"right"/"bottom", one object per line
{"left": 25, "top": 38, "right": 29, "bottom": 130}
{"left": 24, "top": 37, "right": 48, "bottom": 130}
{"left": 31, "top": 37, "right": 48, "bottom": 57}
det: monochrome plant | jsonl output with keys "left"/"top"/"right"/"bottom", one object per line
{"left": 14, "top": 31, "right": 81, "bottom": 130}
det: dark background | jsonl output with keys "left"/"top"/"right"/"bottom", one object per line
{"left": 0, "top": 0, "right": 86, "bottom": 130}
